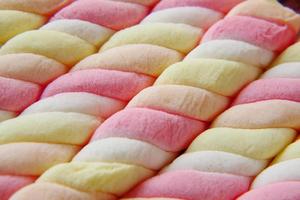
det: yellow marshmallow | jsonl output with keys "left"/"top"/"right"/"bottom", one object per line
{"left": 187, "top": 127, "right": 296, "bottom": 160}
{"left": 272, "top": 42, "right": 300, "bottom": 66}
{"left": 0, "top": 110, "right": 16, "bottom": 122}
{"left": 0, "top": 30, "right": 96, "bottom": 66}
{"left": 0, "top": 112, "right": 101, "bottom": 145}
{"left": 0, "top": 10, "right": 46, "bottom": 45}
{"left": 272, "top": 140, "right": 300, "bottom": 164}
{"left": 100, "top": 23, "right": 203, "bottom": 54}
{"left": 155, "top": 58, "right": 260, "bottom": 96}
{"left": 38, "top": 162, "right": 154, "bottom": 196}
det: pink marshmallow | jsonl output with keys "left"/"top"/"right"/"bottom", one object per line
{"left": 92, "top": 108, "right": 206, "bottom": 152}
{"left": 153, "top": 0, "right": 244, "bottom": 14}
{"left": 126, "top": 170, "right": 250, "bottom": 200}
{"left": 0, "top": 77, "right": 41, "bottom": 112}
{"left": 202, "top": 16, "right": 296, "bottom": 52}
{"left": 51, "top": 0, "right": 148, "bottom": 30}
{"left": 42, "top": 69, "right": 155, "bottom": 101}
{"left": 233, "top": 78, "right": 300, "bottom": 105}
{"left": 238, "top": 182, "right": 300, "bottom": 200}
{"left": 0, "top": 175, "right": 35, "bottom": 200}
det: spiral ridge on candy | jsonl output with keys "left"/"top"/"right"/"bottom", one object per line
{"left": 0, "top": 0, "right": 157, "bottom": 199}
{"left": 6, "top": 0, "right": 247, "bottom": 199}
{"left": 120, "top": 1, "right": 300, "bottom": 200}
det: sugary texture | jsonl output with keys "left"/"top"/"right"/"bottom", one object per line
{"left": 0, "top": 143, "right": 79, "bottom": 176}
{"left": 41, "top": 19, "right": 115, "bottom": 48}
{"left": 272, "top": 140, "right": 300, "bottom": 164}
{"left": 0, "top": 77, "right": 41, "bottom": 112}
{"left": 126, "top": 170, "right": 250, "bottom": 200}
{"left": 109, "top": 0, "right": 159, "bottom": 6}
{"left": 11, "top": 183, "right": 117, "bottom": 200}
{"left": 202, "top": 15, "right": 296, "bottom": 52}
{"left": 155, "top": 58, "right": 260, "bottom": 97}
{"left": 186, "top": 40, "right": 274, "bottom": 68}
{"left": 233, "top": 78, "right": 300, "bottom": 105}
{"left": 128, "top": 85, "right": 229, "bottom": 121}
{"left": 213, "top": 100, "right": 300, "bottom": 130}
{"left": 262, "top": 62, "right": 300, "bottom": 79}
{"left": 0, "top": 30, "right": 96, "bottom": 67}
{"left": 0, "top": 112, "right": 101, "bottom": 145}
{"left": 142, "top": 7, "right": 223, "bottom": 30}
{"left": 0, "top": 0, "right": 73, "bottom": 16}
{"left": 163, "top": 151, "right": 267, "bottom": 177}
{"left": 272, "top": 42, "right": 300, "bottom": 66}
{"left": 42, "top": 69, "right": 155, "bottom": 101}
{"left": 0, "top": 110, "right": 16, "bottom": 122}
{"left": 100, "top": 23, "right": 203, "bottom": 54}
{"left": 73, "top": 44, "right": 183, "bottom": 77}
{"left": 238, "top": 182, "right": 300, "bottom": 200}
{"left": 0, "top": 53, "right": 67, "bottom": 85}
{"left": 51, "top": 0, "right": 148, "bottom": 30}
{"left": 0, "top": 10, "right": 46, "bottom": 45}
{"left": 227, "top": 0, "right": 300, "bottom": 32}
{"left": 153, "top": 0, "right": 244, "bottom": 14}
{"left": 38, "top": 162, "right": 154, "bottom": 196}
{"left": 23, "top": 92, "right": 126, "bottom": 119}
{"left": 92, "top": 108, "right": 206, "bottom": 152}
{"left": 251, "top": 159, "right": 300, "bottom": 189}
{"left": 188, "top": 128, "right": 296, "bottom": 160}
{"left": 0, "top": 175, "right": 35, "bottom": 200}
{"left": 74, "top": 137, "right": 176, "bottom": 170}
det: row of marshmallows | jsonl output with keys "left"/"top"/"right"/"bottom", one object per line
{"left": 9, "top": 0, "right": 300, "bottom": 200}
{"left": 0, "top": 0, "right": 242, "bottom": 199}
{"left": 122, "top": 1, "right": 300, "bottom": 200}
{"left": 0, "top": 0, "right": 156, "bottom": 199}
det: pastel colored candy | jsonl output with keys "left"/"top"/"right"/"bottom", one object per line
{"left": 272, "top": 140, "right": 300, "bottom": 164}
{"left": 272, "top": 42, "right": 300, "bottom": 66}
{"left": 213, "top": 100, "right": 300, "bottom": 130}
{"left": 251, "top": 159, "right": 300, "bottom": 189}
{"left": 109, "top": 0, "right": 159, "bottom": 6}
{"left": 233, "top": 78, "right": 300, "bottom": 105}
{"left": 123, "top": 199, "right": 183, "bottom": 200}
{"left": 153, "top": 0, "right": 244, "bottom": 14}
{"left": 128, "top": 85, "right": 229, "bottom": 121}
{"left": 202, "top": 16, "right": 296, "bottom": 52}
{"left": 73, "top": 44, "right": 183, "bottom": 77}
{"left": 92, "top": 108, "right": 206, "bottom": 152}
{"left": 0, "top": 10, "right": 46, "bottom": 45}
{"left": 0, "top": 53, "right": 66, "bottom": 85}
{"left": 188, "top": 128, "right": 296, "bottom": 160}
{"left": 0, "top": 142, "right": 79, "bottom": 175}
{"left": 74, "top": 137, "right": 176, "bottom": 170}
{"left": 142, "top": 7, "right": 223, "bottom": 30}
{"left": 186, "top": 40, "right": 274, "bottom": 68}
{"left": 11, "top": 183, "right": 116, "bottom": 200}
{"left": 42, "top": 69, "right": 155, "bottom": 101}
{"left": 23, "top": 92, "right": 126, "bottom": 119}
{"left": 41, "top": 19, "right": 115, "bottom": 48}
{"left": 0, "top": 77, "right": 41, "bottom": 112}
{"left": 262, "top": 62, "right": 300, "bottom": 79}
{"left": 0, "top": 112, "right": 101, "bottom": 145}
{"left": 0, "top": 175, "right": 35, "bottom": 200}
{"left": 0, "top": 110, "right": 16, "bottom": 122}
{"left": 155, "top": 58, "right": 260, "bottom": 97}
{"left": 238, "top": 182, "right": 300, "bottom": 200}
{"left": 227, "top": 0, "right": 300, "bottom": 32}
{"left": 51, "top": 0, "right": 148, "bottom": 30}
{"left": 0, "top": 0, "right": 73, "bottom": 16}
{"left": 163, "top": 151, "right": 267, "bottom": 177}
{"left": 100, "top": 23, "right": 203, "bottom": 54}
{"left": 126, "top": 170, "right": 250, "bottom": 200}
{"left": 38, "top": 162, "right": 154, "bottom": 196}
{"left": 0, "top": 30, "right": 96, "bottom": 67}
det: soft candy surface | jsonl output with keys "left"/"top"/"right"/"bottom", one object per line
{"left": 51, "top": 0, "right": 148, "bottom": 30}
